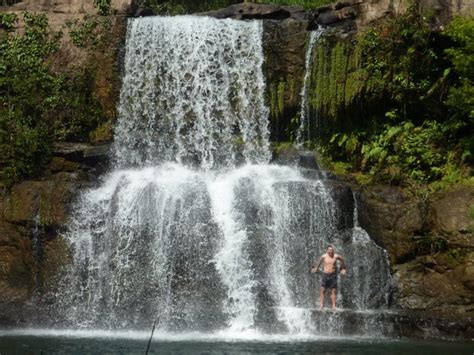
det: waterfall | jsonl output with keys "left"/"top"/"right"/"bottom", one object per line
{"left": 113, "top": 16, "right": 270, "bottom": 169}
{"left": 56, "top": 16, "right": 391, "bottom": 336}
{"left": 296, "top": 29, "right": 324, "bottom": 145}
{"left": 350, "top": 191, "right": 392, "bottom": 310}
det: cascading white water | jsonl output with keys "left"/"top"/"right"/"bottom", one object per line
{"left": 57, "top": 16, "right": 391, "bottom": 336}
{"left": 349, "top": 192, "right": 392, "bottom": 311}
{"left": 296, "top": 29, "right": 324, "bottom": 145}
{"left": 114, "top": 16, "right": 270, "bottom": 169}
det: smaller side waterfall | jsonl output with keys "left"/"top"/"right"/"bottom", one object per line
{"left": 296, "top": 29, "right": 324, "bottom": 144}
{"left": 349, "top": 192, "right": 392, "bottom": 310}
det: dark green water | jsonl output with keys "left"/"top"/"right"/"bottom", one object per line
{"left": 0, "top": 331, "right": 472, "bottom": 355}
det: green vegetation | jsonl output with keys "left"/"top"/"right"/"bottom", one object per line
{"left": 307, "top": 9, "right": 473, "bottom": 188}
{"left": 445, "top": 15, "right": 474, "bottom": 124}
{"left": 0, "top": 13, "right": 60, "bottom": 185}
{"left": 66, "top": 15, "right": 112, "bottom": 49}
{"left": 0, "top": 13, "right": 114, "bottom": 186}
{"left": 93, "top": 0, "right": 111, "bottom": 15}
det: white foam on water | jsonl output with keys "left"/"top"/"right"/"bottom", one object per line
{"left": 0, "top": 328, "right": 390, "bottom": 343}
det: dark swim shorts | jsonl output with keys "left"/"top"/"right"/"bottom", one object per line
{"left": 321, "top": 272, "right": 337, "bottom": 289}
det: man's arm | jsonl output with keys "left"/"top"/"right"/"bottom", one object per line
{"left": 311, "top": 256, "right": 324, "bottom": 273}
{"left": 337, "top": 255, "right": 347, "bottom": 275}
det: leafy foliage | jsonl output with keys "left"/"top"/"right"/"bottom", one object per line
{"left": 0, "top": 13, "right": 109, "bottom": 186}
{"left": 0, "top": 12, "right": 17, "bottom": 30}
{"left": 445, "top": 15, "right": 474, "bottom": 123}
{"left": 0, "top": 13, "right": 61, "bottom": 184}
{"left": 94, "top": 0, "right": 111, "bottom": 15}
{"left": 66, "top": 16, "right": 112, "bottom": 49}
{"left": 314, "top": 10, "right": 473, "bottom": 187}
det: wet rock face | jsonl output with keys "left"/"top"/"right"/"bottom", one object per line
{"left": 4, "top": 176, "right": 75, "bottom": 228}
{"left": 357, "top": 184, "right": 474, "bottom": 322}
{"left": 201, "top": 3, "right": 313, "bottom": 142}
{"left": 0, "top": 223, "right": 33, "bottom": 304}
{"left": 357, "top": 185, "right": 422, "bottom": 263}
{"left": 0, "top": 145, "right": 105, "bottom": 327}
{"left": 394, "top": 257, "right": 474, "bottom": 313}
{"left": 263, "top": 19, "right": 307, "bottom": 141}
{"left": 428, "top": 188, "right": 474, "bottom": 235}
{"left": 326, "top": 180, "right": 354, "bottom": 231}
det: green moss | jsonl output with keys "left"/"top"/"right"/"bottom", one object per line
{"left": 269, "top": 83, "right": 277, "bottom": 119}
{"left": 277, "top": 81, "right": 286, "bottom": 117}
{"left": 435, "top": 249, "right": 467, "bottom": 269}
{"left": 287, "top": 77, "right": 297, "bottom": 104}
{"left": 269, "top": 79, "right": 297, "bottom": 121}
{"left": 309, "top": 34, "right": 367, "bottom": 122}
{"left": 272, "top": 141, "right": 294, "bottom": 154}
{"left": 469, "top": 204, "right": 474, "bottom": 220}
{"left": 90, "top": 120, "right": 113, "bottom": 143}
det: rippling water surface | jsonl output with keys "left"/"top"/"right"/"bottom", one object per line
{"left": 0, "top": 330, "right": 472, "bottom": 355}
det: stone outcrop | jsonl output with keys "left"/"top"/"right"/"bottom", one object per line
{"left": 428, "top": 188, "right": 474, "bottom": 237}
{"left": 316, "top": 5, "right": 357, "bottom": 25}
{"left": 358, "top": 186, "right": 423, "bottom": 263}
{"left": 317, "top": 0, "right": 474, "bottom": 29}
{"left": 357, "top": 184, "right": 474, "bottom": 325}
{"left": 394, "top": 257, "right": 474, "bottom": 314}
{"left": 263, "top": 19, "right": 308, "bottom": 141}
{"left": 0, "top": 0, "right": 134, "bottom": 16}
{"left": 0, "top": 144, "right": 107, "bottom": 327}
{"left": 201, "top": 2, "right": 310, "bottom": 23}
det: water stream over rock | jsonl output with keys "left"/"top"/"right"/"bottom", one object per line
{"left": 296, "top": 28, "right": 324, "bottom": 145}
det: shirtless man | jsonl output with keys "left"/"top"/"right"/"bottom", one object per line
{"left": 310, "top": 245, "right": 347, "bottom": 310}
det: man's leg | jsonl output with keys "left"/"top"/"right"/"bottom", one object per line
{"left": 319, "top": 287, "right": 325, "bottom": 310}
{"left": 331, "top": 288, "right": 337, "bottom": 310}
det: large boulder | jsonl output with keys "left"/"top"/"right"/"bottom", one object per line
{"left": 352, "top": 0, "right": 474, "bottom": 28}
{"left": 427, "top": 187, "right": 474, "bottom": 238}
{"left": 358, "top": 185, "right": 474, "bottom": 326}
{"left": 357, "top": 185, "right": 423, "bottom": 263}
{"left": 3, "top": 172, "right": 89, "bottom": 228}
{"left": 201, "top": 3, "right": 310, "bottom": 22}
{"left": 394, "top": 253, "right": 474, "bottom": 314}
